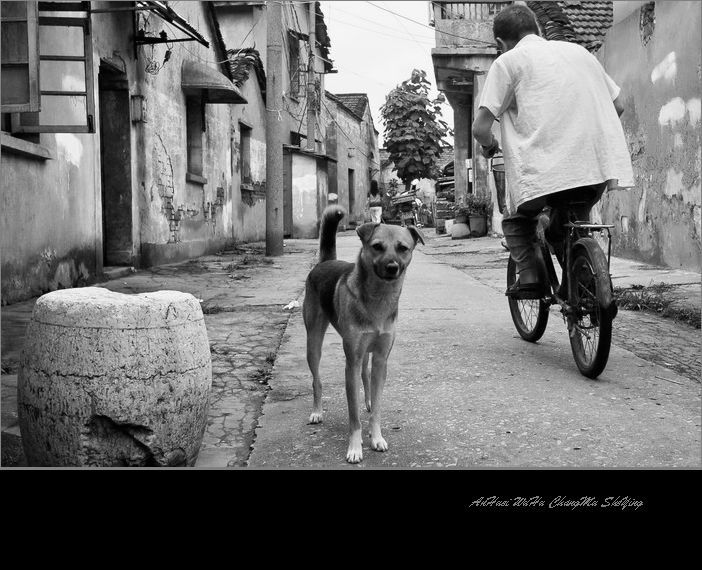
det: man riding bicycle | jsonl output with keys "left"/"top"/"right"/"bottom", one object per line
{"left": 472, "top": 4, "right": 634, "bottom": 299}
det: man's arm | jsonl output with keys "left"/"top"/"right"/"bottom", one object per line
{"left": 472, "top": 106, "right": 500, "bottom": 157}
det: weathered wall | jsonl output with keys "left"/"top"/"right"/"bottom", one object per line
{"left": 137, "top": 2, "right": 236, "bottom": 266}
{"left": 1, "top": 5, "right": 135, "bottom": 305}
{"left": 324, "top": 102, "right": 379, "bottom": 223}
{"left": 595, "top": 1, "right": 701, "bottom": 271}
{"left": 216, "top": 2, "right": 267, "bottom": 242}
{"left": 434, "top": 19, "right": 495, "bottom": 48}
{"left": 1, "top": 135, "right": 99, "bottom": 304}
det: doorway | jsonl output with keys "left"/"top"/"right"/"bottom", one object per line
{"left": 283, "top": 149, "right": 293, "bottom": 237}
{"left": 99, "top": 62, "right": 133, "bottom": 266}
{"left": 348, "top": 168, "right": 355, "bottom": 217}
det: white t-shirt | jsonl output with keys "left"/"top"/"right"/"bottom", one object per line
{"left": 479, "top": 34, "right": 634, "bottom": 213}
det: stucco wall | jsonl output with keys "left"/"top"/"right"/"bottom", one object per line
{"left": 324, "top": 102, "right": 379, "bottom": 223}
{"left": 217, "top": 3, "right": 267, "bottom": 242}
{"left": 596, "top": 1, "right": 701, "bottom": 271}
{"left": 434, "top": 19, "right": 495, "bottom": 48}
{"left": 1, "top": 135, "right": 100, "bottom": 304}
{"left": 1, "top": 5, "right": 136, "bottom": 305}
{"left": 137, "top": 2, "right": 236, "bottom": 266}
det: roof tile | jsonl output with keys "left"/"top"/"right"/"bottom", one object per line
{"left": 527, "top": 0, "right": 613, "bottom": 52}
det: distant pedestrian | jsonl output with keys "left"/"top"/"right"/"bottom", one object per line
{"left": 368, "top": 180, "right": 383, "bottom": 224}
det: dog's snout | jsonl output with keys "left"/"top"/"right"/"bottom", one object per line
{"left": 386, "top": 262, "right": 399, "bottom": 275}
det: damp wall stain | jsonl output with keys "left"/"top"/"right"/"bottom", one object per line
{"left": 597, "top": 1, "right": 701, "bottom": 271}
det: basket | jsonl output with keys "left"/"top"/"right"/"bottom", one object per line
{"left": 492, "top": 160, "right": 506, "bottom": 214}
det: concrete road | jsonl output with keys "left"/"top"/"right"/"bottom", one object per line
{"left": 249, "top": 233, "right": 701, "bottom": 469}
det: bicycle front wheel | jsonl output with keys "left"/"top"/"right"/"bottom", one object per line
{"left": 568, "top": 238, "right": 613, "bottom": 378}
{"left": 507, "top": 254, "right": 549, "bottom": 342}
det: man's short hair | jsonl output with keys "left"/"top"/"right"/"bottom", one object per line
{"left": 493, "top": 4, "right": 540, "bottom": 43}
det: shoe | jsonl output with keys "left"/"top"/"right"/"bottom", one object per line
{"left": 607, "top": 301, "right": 618, "bottom": 320}
{"left": 505, "top": 279, "right": 546, "bottom": 300}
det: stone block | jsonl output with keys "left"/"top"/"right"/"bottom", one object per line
{"left": 17, "top": 287, "right": 212, "bottom": 467}
{"left": 451, "top": 221, "right": 471, "bottom": 240}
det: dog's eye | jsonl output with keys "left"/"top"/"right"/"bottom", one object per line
{"left": 372, "top": 243, "right": 385, "bottom": 252}
{"left": 397, "top": 244, "right": 409, "bottom": 253}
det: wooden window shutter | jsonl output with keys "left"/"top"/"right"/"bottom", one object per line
{"left": 1, "top": 1, "right": 40, "bottom": 113}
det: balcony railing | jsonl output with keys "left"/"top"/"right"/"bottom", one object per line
{"left": 435, "top": 2, "right": 511, "bottom": 22}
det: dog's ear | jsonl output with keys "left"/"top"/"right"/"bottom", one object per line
{"left": 406, "top": 225, "right": 425, "bottom": 246}
{"left": 356, "top": 222, "right": 380, "bottom": 244}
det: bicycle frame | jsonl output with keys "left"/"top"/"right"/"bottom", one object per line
{"left": 506, "top": 204, "right": 617, "bottom": 378}
{"left": 542, "top": 214, "right": 615, "bottom": 313}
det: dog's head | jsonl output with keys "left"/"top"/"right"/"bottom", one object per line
{"left": 356, "top": 222, "right": 425, "bottom": 282}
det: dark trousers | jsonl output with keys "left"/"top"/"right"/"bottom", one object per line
{"left": 501, "top": 183, "right": 607, "bottom": 284}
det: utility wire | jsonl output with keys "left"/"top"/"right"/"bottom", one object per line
{"left": 160, "top": 17, "right": 261, "bottom": 66}
{"left": 324, "top": 3, "right": 435, "bottom": 44}
{"left": 320, "top": 96, "right": 375, "bottom": 163}
{"left": 382, "top": 0, "right": 432, "bottom": 55}
{"left": 365, "top": 1, "right": 497, "bottom": 47}
{"left": 324, "top": 13, "right": 435, "bottom": 45}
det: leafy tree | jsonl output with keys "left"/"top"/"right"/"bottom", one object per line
{"left": 380, "top": 69, "right": 453, "bottom": 190}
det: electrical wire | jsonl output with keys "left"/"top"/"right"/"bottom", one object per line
{"left": 365, "top": 1, "right": 497, "bottom": 47}
{"left": 159, "top": 12, "right": 261, "bottom": 67}
{"left": 322, "top": 3, "right": 435, "bottom": 44}
{"left": 325, "top": 13, "right": 435, "bottom": 45}
{"left": 382, "top": 0, "right": 434, "bottom": 54}
{"left": 320, "top": 96, "right": 375, "bottom": 162}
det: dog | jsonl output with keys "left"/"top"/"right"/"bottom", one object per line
{"left": 303, "top": 205, "right": 424, "bottom": 463}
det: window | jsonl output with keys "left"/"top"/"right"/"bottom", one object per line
{"left": 288, "top": 31, "right": 300, "bottom": 98}
{"left": 1, "top": 1, "right": 39, "bottom": 113}
{"left": 1, "top": 1, "right": 94, "bottom": 133}
{"left": 186, "top": 96, "right": 206, "bottom": 182}
{"left": 240, "top": 122, "right": 252, "bottom": 185}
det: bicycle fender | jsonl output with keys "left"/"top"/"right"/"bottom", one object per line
{"left": 571, "top": 237, "right": 613, "bottom": 308}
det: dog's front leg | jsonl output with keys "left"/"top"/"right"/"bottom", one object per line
{"left": 368, "top": 332, "right": 394, "bottom": 452}
{"left": 343, "top": 341, "right": 365, "bottom": 463}
{"left": 361, "top": 351, "right": 371, "bottom": 412}
{"left": 368, "top": 346, "right": 390, "bottom": 453}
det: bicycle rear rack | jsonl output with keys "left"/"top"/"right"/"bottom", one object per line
{"left": 565, "top": 221, "right": 615, "bottom": 285}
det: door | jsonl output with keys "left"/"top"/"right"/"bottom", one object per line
{"left": 283, "top": 149, "right": 293, "bottom": 237}
{"left": 348, "top": 168, "right": 355, "bottom": 217}
{"left": 99, "top": 62, "right": 133, "bottom": 266}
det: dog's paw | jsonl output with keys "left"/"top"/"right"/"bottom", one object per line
{"left": 346, "top": 447, "right": 363, "bottom": 463}
{"left": 346, "top": 432, "right": 363, "bottom": 463}
{"left": 308, "top": 411, "right": 323, "bottom": 424}
{"left": 370, "top": 436, "right": 388, "bottom": 452}
{"left": 365, "top": 398, "right": 372, "bottom": 413}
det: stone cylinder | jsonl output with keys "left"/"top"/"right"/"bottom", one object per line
{"left": 17, "top": 287, "right": 212, "bottom": 467}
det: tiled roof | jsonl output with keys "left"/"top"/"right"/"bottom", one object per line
{"left": 527, "top": 1, "right": 613, "bottom": 53}
{"left": 314, "top": 2, "right": 334, "bottom": 72}
{"left": 333, "top": 93, "right": 368, "bottom": 120}
{"left": 227, "top": 48, "right": 266, "bottom": 101}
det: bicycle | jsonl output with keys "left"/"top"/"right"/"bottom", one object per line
{"left": 505, "top": 203, "right": 617, "bottom": 379}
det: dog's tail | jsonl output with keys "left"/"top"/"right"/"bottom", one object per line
{"left": 318, "top": 205, "right": 346, "bottom": 263}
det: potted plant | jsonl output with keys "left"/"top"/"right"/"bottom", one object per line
{"left": 456, "top": 194, "right": 492, "bottom": 237}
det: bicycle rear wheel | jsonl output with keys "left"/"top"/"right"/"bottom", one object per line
{"left": 568, "top": 238, "right": 613, "bottom": 378}
{"left": 507, "top": 253, "right": 549, "bottom": 342}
